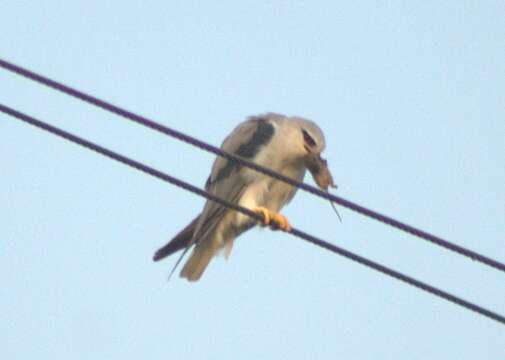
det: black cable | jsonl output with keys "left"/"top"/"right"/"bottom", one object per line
{"left": 1, "top": 58, "right": 503, "bottom": 274}
{"left": 1, "top": 102, "right": 504, "bottom": 326}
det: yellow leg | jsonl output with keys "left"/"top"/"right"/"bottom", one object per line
{"left": 253, "top": 206, "right": 271, "bottom": 226}
{"left": 252, "top": 207, "right": 292, "bottom": 232}
{"left": 270, "top": 213, "right": 292, "bottom": 232}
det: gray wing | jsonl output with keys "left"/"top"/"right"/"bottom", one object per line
{"left": 192, "top": 117, "right": 275, "bottom": 243}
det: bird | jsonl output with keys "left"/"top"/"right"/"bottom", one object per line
{"left": 153, "top": 113, "right": 336, "bottom": 281}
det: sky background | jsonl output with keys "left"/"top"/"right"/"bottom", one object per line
{"left": 1, "top": 1, "right": 504, "bottom": 358}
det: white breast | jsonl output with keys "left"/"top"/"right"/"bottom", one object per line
{"left": 235, "top": 162, "right": 306, "bottom": 226}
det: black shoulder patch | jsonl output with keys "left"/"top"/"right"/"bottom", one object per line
{"left": 204, "top": 175, "right": 211, "bottom": 189}
{"left": 210, "top": 119, "right": 275, "bottom": 186}
{"left": 235, "top": 119, "right": 275, "bottom": 158}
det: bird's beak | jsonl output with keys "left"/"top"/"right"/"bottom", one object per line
{"left": 306, "top": 154, "right": 336, "bottom": 190}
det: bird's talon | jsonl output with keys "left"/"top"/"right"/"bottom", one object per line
{"left": 253, "top": 207, "right": 271, "bottom": 226}
{"left": 271, "top": 213, "right": 292, "bottom": 232}
{"left": 253, "top": 207, "right": 291, "bottom": 232}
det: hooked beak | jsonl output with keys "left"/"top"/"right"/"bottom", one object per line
{"left": 306, "top": 154, "right": 336, "bottom": 190}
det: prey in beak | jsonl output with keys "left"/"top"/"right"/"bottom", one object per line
{"left": 306, "top": 154, "right": 336, "bottom": 190}
{"left": 306, "top": 154, "right": 342, "bottom": 222}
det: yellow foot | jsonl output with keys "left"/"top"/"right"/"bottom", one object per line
{"left": 271, "top": 212, "right": 292, "bottom": 232}
{"left": 253, "top": 206, "right": 271, "bottom": 226}
{"left": 252, "top": 207, "right": 292, "bottom": 232}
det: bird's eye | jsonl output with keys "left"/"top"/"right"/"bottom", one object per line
{"left": 302, "top": 129, "right": 317, "bottom": 147}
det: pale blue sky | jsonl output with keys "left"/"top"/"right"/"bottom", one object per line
{"left": 1, "top": 1, "right": 504, "bottom": 358}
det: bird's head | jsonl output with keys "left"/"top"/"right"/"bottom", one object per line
{"left": 291, "top": 117, "right": 336, "bottom": 190}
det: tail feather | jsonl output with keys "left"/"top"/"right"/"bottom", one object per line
{"left": 180, "top": 246, "right": 215, "bottom": 282}
{"left": 153, "top": 215, "right": 200, "bottom": 261}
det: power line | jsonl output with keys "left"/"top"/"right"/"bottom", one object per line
{"left": 1, "top": 58, "right": 504, "bottom": 275}
{"left": 1, "top": 102, "right": 504, "bottom": 326}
